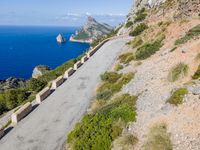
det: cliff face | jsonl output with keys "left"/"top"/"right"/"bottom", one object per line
{"left": 70, "top": 16, "right": 113, "bottom": 43}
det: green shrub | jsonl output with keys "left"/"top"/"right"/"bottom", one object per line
{"left": 115, "top": 64, "right": 123, "bottom": 71}
{"left": 131, "top": 37, "right": 143, "bottom": 48}
{"left": 118, "top": 53, "right": 135, "bottom": 64}
{"left": 144, "top": 124, "right": 173, "bottom": 150}
{"left": 175, "top": 24, "right": 200, "bottom": 45}
{"left": 27, "top": 78, "right": 47, "bottom": 92}
{"left": 0, "top": 89, "right": 29, "bottom": 114}
{"left": 96, "top": 90, "right": 113, "bottom": 100}
{"left": 134, "top": 13, "right": 147, "bottom": 23}
{"left": 192, "top": 65, "right": 200, "bottom": 79}
{"left": 134, "top": 8, "right": 147, "bottom": 23}
{"left": 167, "top": 88, "right": 188, "bottom": 106}
{"left": 125, "top": 21, "right": 133, "bottom": 28}
{"left": 97, "top": 73, "right": 134, "bottom": 100}
{"left": 100, "top": 72, "right": 122, "bottom": 83}
{"left": 135, "top": 39, "right": 163, "bottom": 60}
{"left": 129, "top": 23, "right": 148, "bottom": 36}
{"left": 111, "top": 125, "right": 123, "bottom": 139}
{"left": 67, "top": 93, "right": 137, "bottom": 150}
{"left": 168, "top": 63, "right": 189, "bottom": 82}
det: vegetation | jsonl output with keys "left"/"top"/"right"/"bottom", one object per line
{"left": 118, "top": 134, "right": 138, "bottom": 146}
{"left": 97, "top": 72, "right": 134, "bottom": 100}
{"left": 67, "top": 94, "right": 137, "bottom": 150}
{"left": 118, "top": 53, "right": 135, "bottom": 64}
{"left": 144, "top": 124, "right": 173, "bottom": 150}
{"left": 167, "top": 88, "right": 188, "bottom": 106}
{"left": 129, "top": 23, "right": 148, "bottom": 36}
{"left": 168, "top": 63, "right": 189, "bottom": 82}
{"left": 175, "top": 24, "right": 200, "bottom": 45}
{"left": 135, "top": 38, "right": 164, "bottom": 60}
{"left": 125, "top": 21, "right": 133, "bottom": 28}
{"left": 131, "top": 37, "right": 143, "bottom": 48}
{"left": 115, "top": 64, "right": 123, "bottom": 71}
{"left": 134, "top": 8, "right": 147, "bottom": 23}
{"left": 27, "top": 78, "right": 47, "bottom": 92}
{"left": 0, "top": 89, "right": 29, "bottom": 115}
{"left": 192, "top": 65, "right": 200, "bottom": 79}
{"left": 195, "top": 53, "right": 200, "bottom": 61}
{"left": 100, "top": 72, "right": 122, "bottom": 83}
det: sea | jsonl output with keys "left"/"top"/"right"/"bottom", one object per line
{"left": 0, "top": 26, "right": 90, "bottom": 80}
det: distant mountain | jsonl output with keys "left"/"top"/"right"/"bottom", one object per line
{"left": 70, "top": 16, "right": 113, "bottom": 43}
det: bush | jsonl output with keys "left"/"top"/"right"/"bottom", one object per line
{"left": 134, "top": 8, "right": 147, "bottom": 23}
{"left": 118, "top": 53, "right": 135, "bottom": 64}
{"left": 168, "top": 63, "right": 189, "bottom": 82}
{"left": 96, "top": 90, "right": 113, "bottom": 100}
{"left": 125, "top": 21, "right": 133, "bottom": 28}
{"left": 192, "top": 65, "right": 200, "bottom": 79}
{"left": 135, "top": 39, "right": 163, "bottom": 60}
{"left": 100, "top": 72, "right": 122, "bottom": 83}
{"left": 67, "top": 93, "right": 137, "bottom": 150}
{"left": 119, "top": 134, "right": 138, "bottom": 146}
{"left": 115, "top": 64, "right": 123, "bottom": 71}
{"left": 97, "top": 73, "right": 134, "bottom": 101}
{"left": 27, "top": 78, "right": 47, "bottom": 92}
{"left": 144, "top": 124, "right": 173, "bottom": 150}
{"left": 167, "top": 88, "right": 188, "bottom": 106}
{"left": 129, "top": 23, "right": 148, "bottom": 36}
{"left": 131, "top": 37, "right": 143, "bottom": 48}
{"left": 0, "top": 89, "right": 29, "bottom": 114}
{"left": 175, "top": 24, "right": 200, "bottom": 45}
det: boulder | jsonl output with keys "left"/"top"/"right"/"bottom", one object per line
{"left": 32, "top": 65, "right": 51, "bottom": 79}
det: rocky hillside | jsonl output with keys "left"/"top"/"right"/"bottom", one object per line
{"left": 67, "top": 0, "right": 200, "bottom": 150}
{"left": 70, "top": 16, "right": 113, "bottom": 43}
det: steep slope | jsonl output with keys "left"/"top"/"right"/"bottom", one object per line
{"left": 70, "top": 16, "right": 113, "bottom": 43}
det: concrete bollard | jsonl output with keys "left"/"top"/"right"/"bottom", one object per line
{"left": 51, "top": 76, "right": 64, "bottom": 89}
{"left": 36, "top": 87, "right": 51, "bottom": 104}
{"left": 0, "top": 126, "right": 4, "bottom": 139}
{"left": 74, "top": 61, "right": 82, "bottom": 70}
{"left": 81, "top": 56, "right": 88, "bottom": 63}
{"left": 11, "top": 102, "right": 32, "bottom": 124}
{"left": 64, "top": 67, "right": 75, "bottom": 79}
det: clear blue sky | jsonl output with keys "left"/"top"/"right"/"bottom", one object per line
{"left": 0, "top": 0, "right": 133, "bottom": 26}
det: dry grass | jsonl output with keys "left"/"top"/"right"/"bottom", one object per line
{"left": 143, "top": 123, "right": 173, "bottom": 150}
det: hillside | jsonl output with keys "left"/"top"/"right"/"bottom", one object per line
{"left": 67, "top": 0, "right": 200, "bottom": 150}
{"left": 70, "top": 16, "right": 113, "bottom": 43}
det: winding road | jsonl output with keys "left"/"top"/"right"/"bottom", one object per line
{"left": 0, "top": 37, "right": 129, "bottom": 150}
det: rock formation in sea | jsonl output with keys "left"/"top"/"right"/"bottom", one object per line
{"left": 56, "top": 34, "right": 66, "bottom": 43}
{"left": 32, "top": 65, "right": 51, "bottom": 79}
{"left": 70, "top": 16, "right": 113, "bottom": 43}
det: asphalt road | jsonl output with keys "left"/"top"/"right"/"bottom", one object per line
{"left": 0, "top": 37, "right": 129, "bottom": 150}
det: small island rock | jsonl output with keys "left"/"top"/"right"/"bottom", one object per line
{"left": 32, "top": 65, "right": 51, "bottom": 79}
{"left": 56, "top": 34, "right": 66, "bottom": 43}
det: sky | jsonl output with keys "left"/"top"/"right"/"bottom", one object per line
{"left": 0, "top": 0, "right": 133, "bottom": 26}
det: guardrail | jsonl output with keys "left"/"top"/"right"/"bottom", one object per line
{"left": 11, "top": 102, "right": 32, "bottom": 124}
{"left": 36, "top": 87, "right": 51, "bottom": 104}
{"left": 0, "top": 126, "right": 4, "bottom": 139}
{"left": 0, "top": 36, "right": 123, "bottom": 140}
{"left": 51, "top": 76, "right": 64, "bottom": 90}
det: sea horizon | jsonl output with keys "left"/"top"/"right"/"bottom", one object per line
{"left": 0, "top": 26, "right": 90, "bottom": 80}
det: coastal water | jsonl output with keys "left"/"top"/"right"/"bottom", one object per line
{"left": 0, "top": 26, "right": 90, "bottom": 80}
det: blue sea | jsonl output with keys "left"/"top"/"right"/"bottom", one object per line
{"left": 0, "top": 26, "right": 90, "bottom": 80}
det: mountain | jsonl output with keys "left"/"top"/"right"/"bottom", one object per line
{"left": 70, "top": 16, "right": 113, "bottom": 43}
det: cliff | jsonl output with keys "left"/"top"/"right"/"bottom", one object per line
{"left": 70, "top": 16, "right": 113, "bottom": 43}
